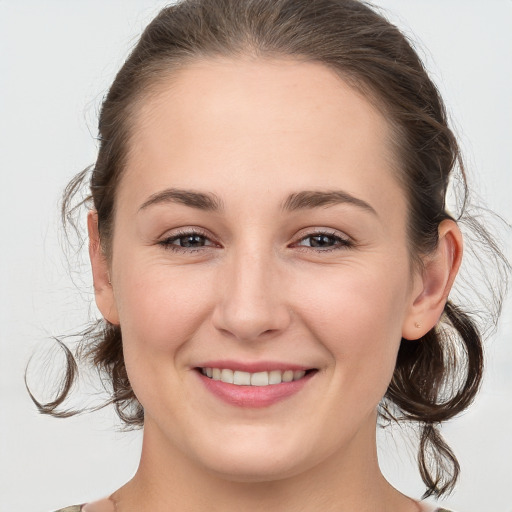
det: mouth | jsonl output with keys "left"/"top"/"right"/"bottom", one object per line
{"left": 196, "top": 367, "right": 315, "bottom": 386}
{"left": 194, "top": 365, "right": 317, "bottom": 408}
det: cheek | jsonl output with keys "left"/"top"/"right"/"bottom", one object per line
{"left": 113, "top": 257, "right": 214, "bottom": 355}
{"left": 299, "top": 260, "right": 408, "bottom": 336}
{"left": 112, "top": 259, "right": 217, "bottom": 415}
{"left": 294, "top": 261, "right": 409, "bottom": 390}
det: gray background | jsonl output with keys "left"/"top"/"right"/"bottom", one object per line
{"left": 1, "top": 1, "right": 511, "bottom": 511}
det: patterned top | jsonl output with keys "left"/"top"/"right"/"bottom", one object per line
{"left": 54, "top": 506, "right": 453, "bottom": 512}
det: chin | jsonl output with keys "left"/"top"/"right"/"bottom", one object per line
{"left": 187, "top": 429, "right": 318, "bottom": 483}
{"left": 201, "top": 455, "right": 310, "bottom": 483}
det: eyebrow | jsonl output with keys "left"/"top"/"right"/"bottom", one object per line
{"left": 138, "top": 188, "right": 224, "bottom": 212}
{"left": 138, "top": 187, "right": 377, "bottom": 216}
{"left": 281, "top": 190, "right": 377, "bottom": 215}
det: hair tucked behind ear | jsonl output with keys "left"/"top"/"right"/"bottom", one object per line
{"left": 27, "top": 0, "right": 510, "bottom": 499}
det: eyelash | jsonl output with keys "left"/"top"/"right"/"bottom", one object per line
{"left": 158, "top": 229, "right": 354, "bottom": 254}
{"left": 294, "top": 230, "right": 354, "bottom": 252}
{"left": 158, "top": 229, "right": 215, "bottom": 253}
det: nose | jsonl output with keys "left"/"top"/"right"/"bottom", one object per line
{"left": 212, "top": 247, "right": 292, "bottom": 342}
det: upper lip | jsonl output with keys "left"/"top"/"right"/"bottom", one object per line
{"left": 194, "top": 360, "right": 314, "bottom": 373}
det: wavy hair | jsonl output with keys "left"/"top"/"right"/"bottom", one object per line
{"left": 27, "top": 0, "right": 510, "bottom": 499}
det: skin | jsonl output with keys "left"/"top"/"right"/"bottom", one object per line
{"left": 87, "top": 56, "right": 462, "bottom": 512}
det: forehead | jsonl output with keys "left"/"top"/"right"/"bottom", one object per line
{"left": 119, "top": 56, "right": 404, "bottom": 218}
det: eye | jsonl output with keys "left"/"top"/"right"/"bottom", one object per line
{"left": 158, "top": 229, "right": 217, "bottom": 252}
{"left": 294, "top": 231, "right": 353, "bottom": 252}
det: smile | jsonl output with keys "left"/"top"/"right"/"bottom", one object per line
{"left": 196, "top": 365, "right": 317, "bottom": 408}
{"left": 199, "top": 368, "right": 308, "bottom": 386}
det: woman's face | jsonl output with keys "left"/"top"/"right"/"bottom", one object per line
{"left": 100, "top": 57, "right": 425, "bottom": 480}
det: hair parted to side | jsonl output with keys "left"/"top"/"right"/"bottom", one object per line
{"left": 27, "top": 0, "right": 510, "bottom": 500}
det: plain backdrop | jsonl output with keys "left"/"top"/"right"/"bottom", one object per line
{"left": 1, "top": 1, "right": 511, "bottom": 511}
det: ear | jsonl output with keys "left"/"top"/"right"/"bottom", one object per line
{"left": 402, "top": 219, "right": 463, "bottom": 340}
{"left": 87, "top": 210, "right": 119, "bottom": 325}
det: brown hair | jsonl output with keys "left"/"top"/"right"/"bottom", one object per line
{"left": 28, "top": 0, "right": 510, "bottom": 499}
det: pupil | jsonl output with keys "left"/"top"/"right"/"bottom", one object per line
{"left": 182, "top": 235, "right": 204, "bottom": 247}
{"left": 311, "top": 235, "right": 333, "bottom": 247}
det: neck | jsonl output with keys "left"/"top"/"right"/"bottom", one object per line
{"left": 111, "top": 412, "right": 418, "bottom": 512}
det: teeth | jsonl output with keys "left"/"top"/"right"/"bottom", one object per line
{"left": 268, "top": 370, "right": 282, "bottom": 384}
{"left": 251, "top": 371, "right": 269, "bottom": 386}
{"left": 220, "top": 369, "right": 234, "bottom": 384}
{"left": 201, "top": 368, "right": 309, "bottom": 386}
{"left": 282, "top": 370, "right": 294, "bottom": 382}
{"left": 294, "top": 370, "right": 306, "bottom": 380}
{"left": 233, "top": 370, "right": 251, "bottom": 385}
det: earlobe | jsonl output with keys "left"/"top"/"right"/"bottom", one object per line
{"left": 402, "top": 219, "right": 463, "bottom": 340}
{"left": 87, "top": 210, "right": 120, "bottom": 325}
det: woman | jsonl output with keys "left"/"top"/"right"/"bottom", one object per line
{"left": 30, "top": 0, "right": 509, "bottom": 511}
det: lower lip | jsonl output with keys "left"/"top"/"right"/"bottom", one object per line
{"left": 197, "top": 371, "right": 315, "bottom": 408}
